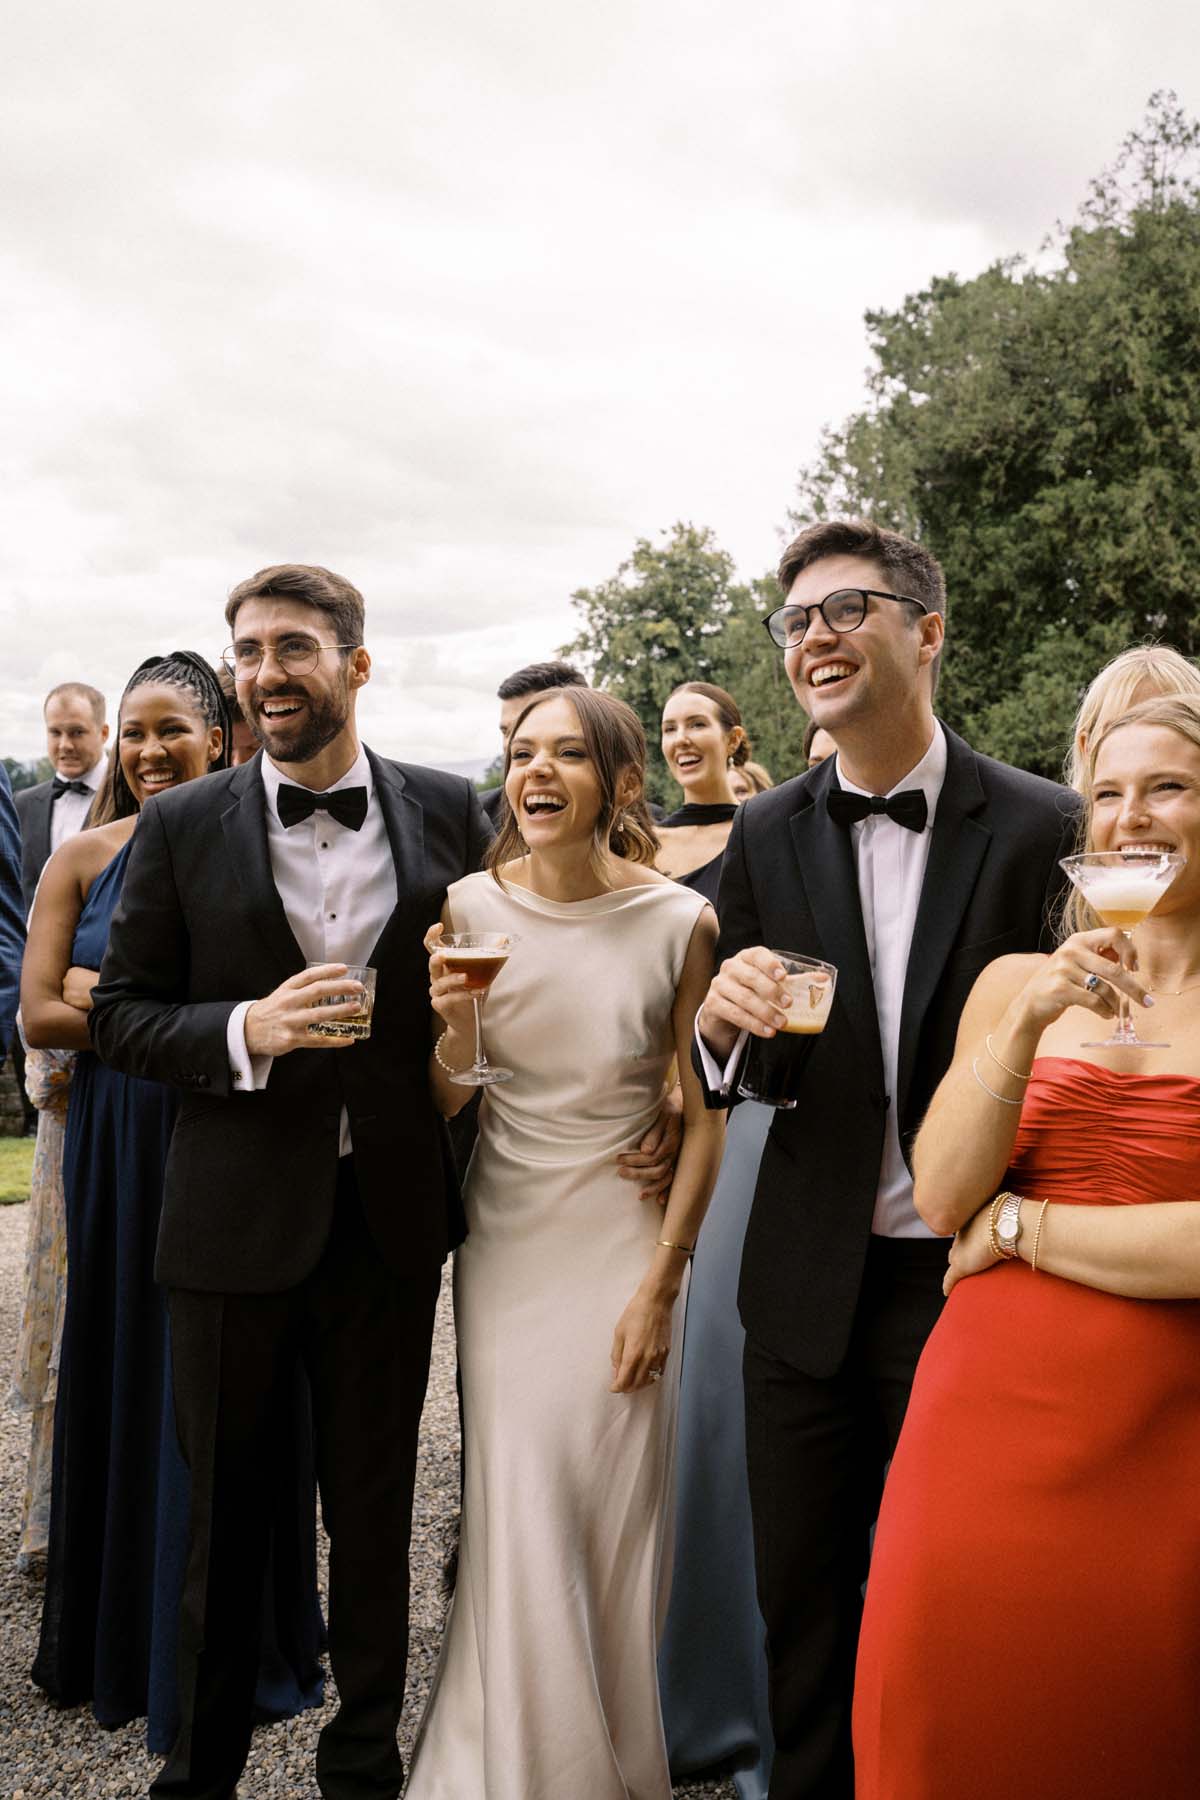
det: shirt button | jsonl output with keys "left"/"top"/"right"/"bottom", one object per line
{"left": 321, "top": 841, "right": 329, "bottom": 849}
{"left": 329, "top": 913, "right": 337, "bottom": 920}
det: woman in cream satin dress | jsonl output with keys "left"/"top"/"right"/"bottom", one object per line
{"left": 408, "top": 688, "right": 723, "bottom": 1800}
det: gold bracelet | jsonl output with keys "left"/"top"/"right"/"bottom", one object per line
{"left": 987, "top": 1193, "right": 1005, "bottom": 1261}
{"left": 432, "top": 1032, "right": 470, "bottom": 1075}
{"left": 986, "top": 1033, "right": 1033, "bottom": 1082}
{"left": 1031, "top": 1198, "right": 1050, "bottom": 1272}
{"left": 972, "top": 1057, "right": 1024, "bottom": 1106}
{"left": 656, "top": 1238, "right": 694, "bottom": 1256}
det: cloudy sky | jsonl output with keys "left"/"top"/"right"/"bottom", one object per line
{"left": 3, "top": 1, "right": 1196, "bottom": 769}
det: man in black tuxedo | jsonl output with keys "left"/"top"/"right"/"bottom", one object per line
{"left": 89, "top": 564, "right": 490, "bottom": 1800}
{"left": 695, "top": 520, "right": 1078, "bottom": 1798}
{"left": 0, "top": 766, "right": 24, "bottom": 1069}
{"left": 15, "top": 681, "right": 109, "bottom": 913}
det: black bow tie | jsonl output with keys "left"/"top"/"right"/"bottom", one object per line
{"left": 827, "top": 787, "right": 928, "bottom": 834}
{"left": 51, "top": 776, "right": 92, "bottom": 800}
{"left": 276, "top": 783, "right": 369, "bottom": 832}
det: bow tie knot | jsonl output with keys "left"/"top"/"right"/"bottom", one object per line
{"left": 827, "top": 787, "right": 928, "bottom": 834}
{"left": 51, "top": 776, "right": 92, "bottom": 800}
{"left": 276, "top": 783, "right": 369, "bottom": 832}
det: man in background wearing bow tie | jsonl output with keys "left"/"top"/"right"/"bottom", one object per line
{"left": 695, "top": 520, "right": 1077, "bottom": 1799}
{"left": 90, "top": 564, "right": 490, "bottom": 1800}
{"left": 14, "top": 681, "right": 110, "bottom": 915}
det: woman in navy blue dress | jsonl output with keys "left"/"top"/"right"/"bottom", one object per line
{"left": 655, "top": 681, "right": 775, "bottom": 1799}
{"left": 21, "top": 652, "right": 322, "bottom": 1752}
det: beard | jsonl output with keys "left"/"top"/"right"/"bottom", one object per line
{"left": 246, "top": 682, "right": 350, "bottom": 763}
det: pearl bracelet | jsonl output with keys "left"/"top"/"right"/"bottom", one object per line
{"left": 433, "top": 1033, "right": 470, "bottom": 1076}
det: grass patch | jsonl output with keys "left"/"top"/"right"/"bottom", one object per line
{"left": 0, "top": 1136, "right": 34, "bottom": 1205}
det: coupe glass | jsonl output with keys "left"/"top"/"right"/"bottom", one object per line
{"left": 439, "top": 932, "right": 517, "bottom": 1086}
{"left": 1059, "top": 850, "right": 1185, "bottom": 1047}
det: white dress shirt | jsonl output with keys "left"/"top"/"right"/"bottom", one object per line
{"left": 697, "top": 723, "right": 947, "bottom": 1239}
{"left": 226, "top": 747, "right": 398, "bottom": 1155}
{"left": 49, "top": 754, "right": 107, "bottom": 852}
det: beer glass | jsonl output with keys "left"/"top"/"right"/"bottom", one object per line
{"left": 440, "top": 931, "right": 517, "bottom": 1086}
{"left": 305, "top": 962, "right": 377, "bottom": 1039}
{"left": 737, "top": 952, "right": 837, "bottom": 1107}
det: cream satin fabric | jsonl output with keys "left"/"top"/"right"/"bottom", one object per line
{"left": 407, "top": 872, "right": 708, "bottom": 1800}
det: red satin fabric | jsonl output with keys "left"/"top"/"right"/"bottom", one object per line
{"left": 853, "top": 1058, "right": 1200, "bottom": 1799}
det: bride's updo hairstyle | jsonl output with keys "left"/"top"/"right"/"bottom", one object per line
{"left": 1060, "top": 690, "right": 1200, "bottom": 938}
{"left": 488, "top": 687, "right": 660, "bottom": 883}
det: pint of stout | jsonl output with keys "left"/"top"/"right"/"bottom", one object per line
{"left": 736, "top": 952, "right": 837, "bottom": 1108}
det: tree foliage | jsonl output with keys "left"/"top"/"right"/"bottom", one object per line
{"left": 791, "top": 91, "right": 1200, "bottom": 776}
{"left": 3, "top": 756, "right": 52, "bottom": 792}
{"left": 561, "top": 525, "right": 808, "bottom": 804}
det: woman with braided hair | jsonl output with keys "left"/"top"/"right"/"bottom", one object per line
{"left": 21, "top": 652, "right": 323, "bottom": 1751}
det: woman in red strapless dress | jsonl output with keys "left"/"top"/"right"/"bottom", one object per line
{"left": 853, "top": 694, "right": 1200, "bottom": 1800}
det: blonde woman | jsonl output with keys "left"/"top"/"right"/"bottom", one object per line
{"left": 1067, "top": 641, "right": 1200, "bottom": 789}
{"left": 853, "top": 692, "right": 1200, "bottom": 1799}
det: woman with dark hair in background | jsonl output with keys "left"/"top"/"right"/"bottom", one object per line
{"left": 21, "top": 653, "right": 323, "bottom": 1752}
{"left": 655, "top": 681, "right": 748, "bottom": 904}
{"left": 655, "top": 680, "right": 776, "bottom": 1799}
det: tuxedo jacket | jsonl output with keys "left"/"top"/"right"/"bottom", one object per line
{"left": 89, "top": 750, "right": 491, "bottom": 1295}
{"left": 706, "top": 725, "right": 1080, "bottom": 1378}
{"left": 15, "top": 780, "right": 57, "bottom": 916}
{"left": 0, "top": 768, "right": 24, "bottom": 1061}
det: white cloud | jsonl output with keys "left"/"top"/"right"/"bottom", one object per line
{"left": 3, "top": 0, "right": 1197, "bottom": 761}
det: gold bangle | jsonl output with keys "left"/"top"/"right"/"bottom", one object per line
{"left": 432, "top": 1032, "right": 469, "bottom": 1076}
{"left": 1031, "top": 1198, "right": 1050, "bottom": 1272}
{"left": 656, "top": 1238, "right": 694, "bottom": 1256}
{"left": 987, "top": 1193, "right": 1005, "bottom": 1261}
{"left": 986, "top": 1033, "right": 1033, "bottom": 1082}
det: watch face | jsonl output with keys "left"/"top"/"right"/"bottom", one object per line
{"left": 999, "top": 1201, "right": 1020, "bottom": 1243}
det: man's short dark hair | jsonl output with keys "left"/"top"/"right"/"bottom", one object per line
{"left": 44, "top": 681, "right": 106, "bottom": 724}
{"left": 496, "top": 660, "right": 586, "bottom": 702}
{"left": 778, "top": 519, "right": 946, "bottom": 690}
{"left": 224, "top": 565, "right": 365, "bottom": 652}
{"left": 778, "top": 519, "right": 945, "bottom": 623}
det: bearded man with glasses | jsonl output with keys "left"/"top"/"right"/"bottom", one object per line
{"left": 693, "top": 518, "right": 1078, "bottom": 1798}
{"left": 89, "top": 563, "right": 491, "bottom": 1800}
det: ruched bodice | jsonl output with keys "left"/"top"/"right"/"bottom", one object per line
{"left": 1006, "top": 1055, "right": 1200, "bottom": 1205}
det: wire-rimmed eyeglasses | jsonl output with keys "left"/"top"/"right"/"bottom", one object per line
{"left": 762, "top": 588, "right": 929, "bottom": 650}
{"left": 221, "top": 636, "right": 361, "bottom": 678}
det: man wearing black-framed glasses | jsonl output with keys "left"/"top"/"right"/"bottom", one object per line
{"left": 693, "top": 518, "right": 1078, "bottom": 1797}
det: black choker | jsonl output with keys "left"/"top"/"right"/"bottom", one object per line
{"left": 660, "top": 803, "right": 738, "bottom": 827}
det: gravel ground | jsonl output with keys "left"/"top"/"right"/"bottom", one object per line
{"left": 0, "top": 1201, "right": 735, "bottom": 1798}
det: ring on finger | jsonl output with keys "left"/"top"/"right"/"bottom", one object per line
{"left": 648, "top": 1367, "right": 663, "bottom": 1382}
{"left": 1084, "top": 972, "right": 1102, "bottom": 993}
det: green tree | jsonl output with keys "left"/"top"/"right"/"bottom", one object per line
{"left": 3, "top": 756, "right": 52, "bottom": 792}
{"left": 562, "top": 524, "right": 809, "bottom": 804}
{"left": 792, "top": 91, "right": 1200, "bottom": 777}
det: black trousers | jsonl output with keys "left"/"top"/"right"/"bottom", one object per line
{"left": 151, "top": 1160, "right": 441, "bottom": 1800}
{"left": 743, "top": 1235, "right": 948, "bottom": 1800}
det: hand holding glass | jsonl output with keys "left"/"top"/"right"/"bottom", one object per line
{"left": 1059, "top": 851, "right": 1185, "bottom": 1048}
{"left": 439, "top": 933, "right": 517, "bottom": 1086}
{"left": 737, "top": 952, "right": 838, "bottom": 1107}
{"left": 305, "top": 963, "right": 377, "bottom": 1039}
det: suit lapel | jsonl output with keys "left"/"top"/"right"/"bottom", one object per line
{"left": 365, "top": 750, "right": 424, "bottom": 964}
{"left": 787, "top": 762, "right": 885, "bottom": 1086}
{"left": 220, "top": 756, "right": 305, "bottom": 977}
{"left": 896, "top": 727, "right": 990, "bottom": 1124}
{"left": 33, "top": 786, "right": 53, "bottom": 868}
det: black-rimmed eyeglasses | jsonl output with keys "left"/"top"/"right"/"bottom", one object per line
{"left": 221, "top": 636, "right": 361, "bottom": 678}
{"left": 762, "top": 588, "right": 929, "bottom": 650}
